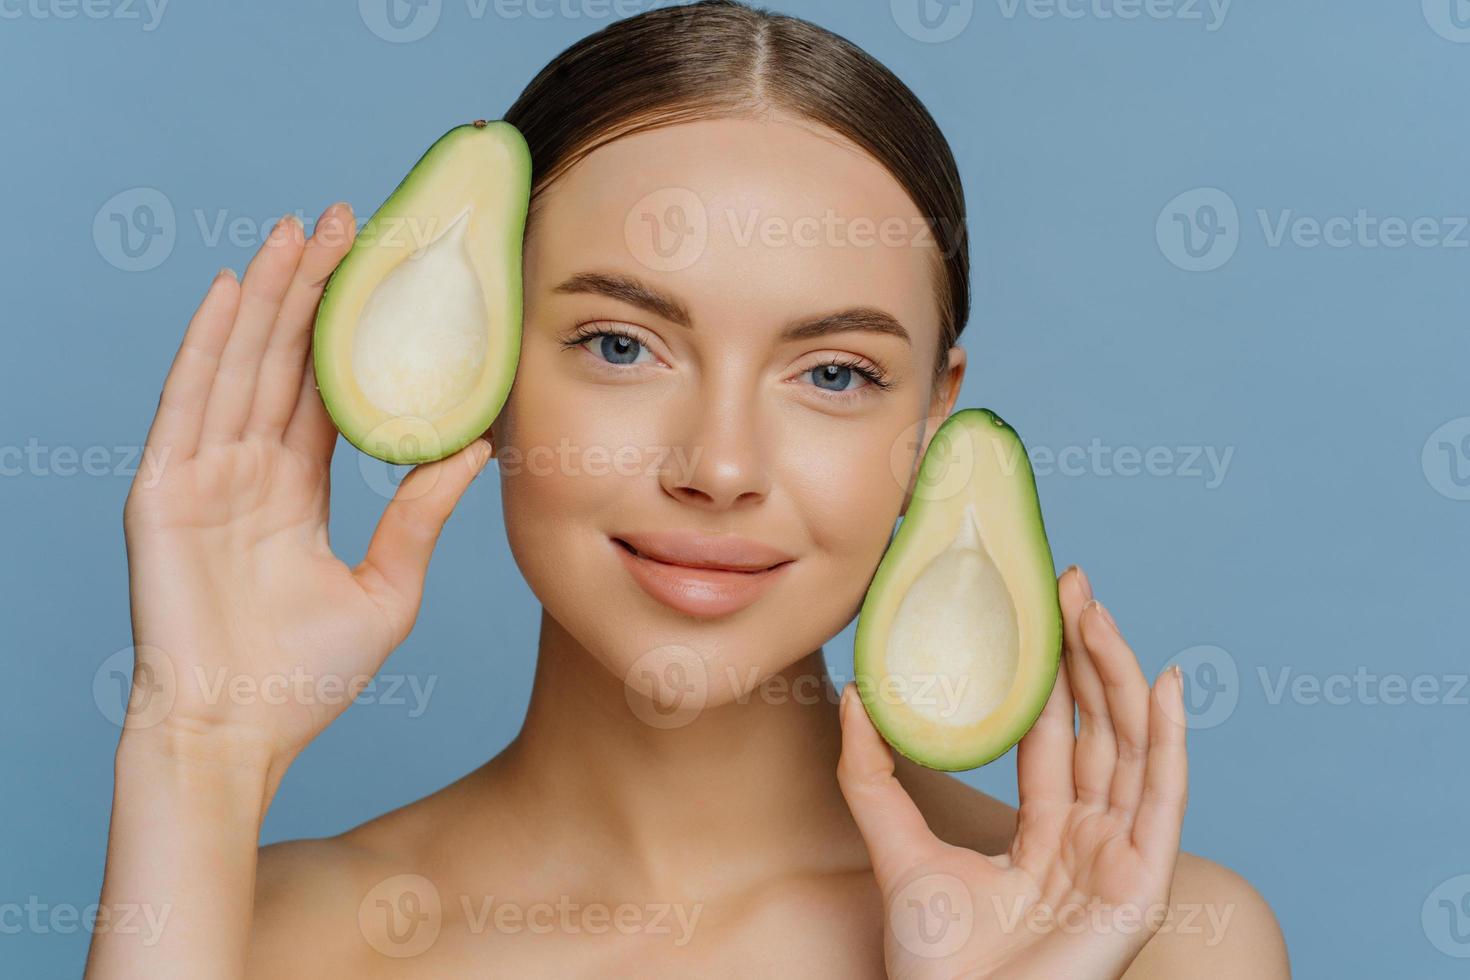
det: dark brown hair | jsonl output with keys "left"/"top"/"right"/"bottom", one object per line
{"left": 503, "top": 0, "right": 970, "bottom": 377}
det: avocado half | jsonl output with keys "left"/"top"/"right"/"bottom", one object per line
{"left": 312, "top": 120, "right": 531, "bottom": 464}
{"left": 854, "top": 409, "right": 1062, "bottom": 771}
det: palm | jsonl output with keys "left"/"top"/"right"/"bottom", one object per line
{"left": 121, "top": 207, "right": 491, "bottom": 762}
{"left": 839, "top": 567, "right": 1188, "bottom": 980}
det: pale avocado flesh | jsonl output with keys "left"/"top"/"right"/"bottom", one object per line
{"left": 313, "top": 120, "right": 531, "bottom": 464}
{"left": 853, "top": 409, "right": 1062, "bottom": 771}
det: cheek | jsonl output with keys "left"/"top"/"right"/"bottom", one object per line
{"left": 775, "top": 409, "right": 914, "bottom": 591}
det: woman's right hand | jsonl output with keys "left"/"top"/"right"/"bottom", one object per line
{"left": 120, "top": 203, "right": 493, "bottom": 773}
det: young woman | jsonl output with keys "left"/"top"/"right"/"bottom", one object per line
{"left": 85, "top": 2, "right": 1289, "bottom": 976}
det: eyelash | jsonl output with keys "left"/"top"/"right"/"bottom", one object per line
{"left": 559, "top": 322, "right": 894, "bottom": 398}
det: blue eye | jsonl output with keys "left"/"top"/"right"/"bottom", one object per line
{"left": 805, "top": 360, "right": 890, "bottom": 396}
{"left": 597, "top": 333, "right": 645, "bottom": 365}
{"left": 565, "top": 327, "right": 655, "bottom": 367}
{"left": 808, "top": 363, "right": 862, "bottom": 392}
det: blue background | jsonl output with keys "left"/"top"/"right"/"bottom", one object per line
{"left": 3, "top": 0, "right": 1467, "bottom": 974}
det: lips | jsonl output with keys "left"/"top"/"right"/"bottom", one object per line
{"left": 612, "top": 530, "right": 795, "bottom": 572}
{"left": 610, "top": 532, "right": 794, "bottom": 618}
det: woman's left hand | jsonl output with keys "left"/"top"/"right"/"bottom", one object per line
{"left": 837, "top": 565, "right": 1189, "bottom": 980}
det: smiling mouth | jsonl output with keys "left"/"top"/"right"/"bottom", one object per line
{"left": 609, "top": 536, "right": 794, "bottom": 618}
{"left": 611, "top": 537, "right": 792, "bottom": 574}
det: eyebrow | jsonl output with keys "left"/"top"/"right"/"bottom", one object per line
{"left": 553, "top": 271, "right": 912, "bottom": 346}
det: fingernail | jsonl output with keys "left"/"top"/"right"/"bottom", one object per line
{"left": 216, "top": 266, "right": 236, "bottom": 282}
{"left": 1172, "top": 663, "right": 1183, "bottom": 684}
{"left": 472, "top": 438, "right": 494, "bottom": 472}
{"left": 1074, "top": 565, "right": 1093, "bottom": 600}
{"left": 1083, "top": 598, "right": 1118, "bottom": 632}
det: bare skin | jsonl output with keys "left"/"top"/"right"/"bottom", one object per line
{"left": 88, "top": 114, "right": 1290, "bottom": 979}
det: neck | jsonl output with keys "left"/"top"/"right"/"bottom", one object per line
{"left": 487, "top": 610, "right": 872, "bottom": 899}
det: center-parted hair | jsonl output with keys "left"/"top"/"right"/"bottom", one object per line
{"left": 504, "top": 0, "right": 971, "bottom": 377}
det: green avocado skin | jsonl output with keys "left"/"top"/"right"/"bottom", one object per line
{"left": 312, "top": 120, "right": 532, "bottom": 465}
{"left": 853, "top": 408, "right": 1063, "bottom": 772}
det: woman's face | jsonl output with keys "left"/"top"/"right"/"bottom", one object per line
{"left": 492, "top": 114, "right": 964, "bottom": 710}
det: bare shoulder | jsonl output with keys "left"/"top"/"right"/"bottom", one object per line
{"left": 898, "top": 765, "right": 1291, "bottom": 980}
{"left": 247, "top": 834, "right": 395, "bottom": 978}
{"left": 246, "top": 784, "right": 460, "bottom": 979}
{"left": 1124, "top": 851, "right": 1291, "bottom": 980}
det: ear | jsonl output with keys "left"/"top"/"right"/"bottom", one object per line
{"left": 897, "top": 345, "right": 967, "bottom": 519}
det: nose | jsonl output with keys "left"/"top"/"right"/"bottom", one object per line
{"left": 659, "top": 382, "right": 772, "bottom": 511}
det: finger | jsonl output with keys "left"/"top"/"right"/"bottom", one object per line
{"left": 352, "top": 439, "right": 495, "bottom": 644}
{"left": 283, "top": 356, "right": 338, "bottom": 463}
{"left": 245, "top": 203, "right": 356, "bottom": 440}
{"left": 198, "top": 214, "right": 305, "bottom": 446}
{"left": 1011, "top": 654, "right": 1074, "bottom": 869}
{"left": 1062, "top": 568, "right": 1115, "bottom": 809}
{"left": 1133, "top": 664, "right": 1188, "bottom": 869}
{"left": 835, "top": 683, "right": 944, "bottom": 884}
{"left": 1079, "top": 600, "right": 1152, "bottom": 818}
{"left": 143, "top": 269, "right": 241, "bottom": 460}
{"left": 1015, "top": 641, "right": 1075, "bottom": 807}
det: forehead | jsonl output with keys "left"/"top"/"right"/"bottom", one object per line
{"left": 524, "top": 115, "right": 941, "bottom": 342}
